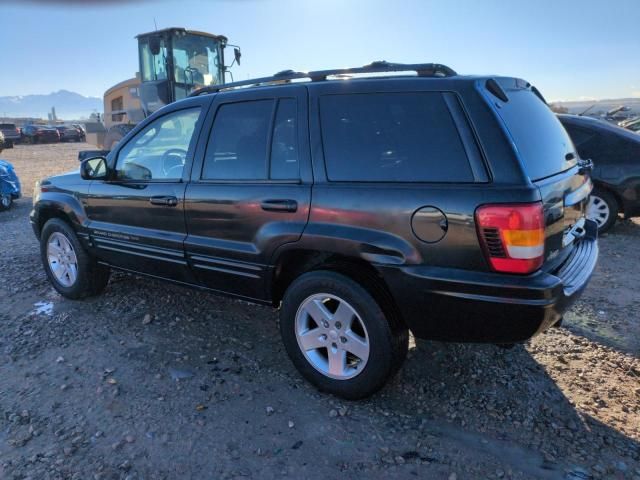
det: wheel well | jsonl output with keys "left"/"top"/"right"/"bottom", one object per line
{"left": 37, "top": 208, "right": 72, "bottom": 236}
{"left": 593, "top": 184, "right": 623, "bottom": 213}
{"left": 271, "top": 250, "right": 405, "bottom": 328}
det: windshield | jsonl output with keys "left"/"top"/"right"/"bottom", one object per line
{"left": 172, "top": 33, "right": 222, "bottom": 95}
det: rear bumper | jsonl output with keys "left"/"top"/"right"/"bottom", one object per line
{"left": 380, "top": 221, "right": 598, "bottom": 343}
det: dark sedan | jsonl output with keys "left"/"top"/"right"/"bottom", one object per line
{"left": 21, "top": 125, "right": 60, "bottom": 144}
{"left": 55, "top": 125, "right": 82, "bottom": 142}
{"left": 559, "top": 114, "right": 640, "bottom": 232}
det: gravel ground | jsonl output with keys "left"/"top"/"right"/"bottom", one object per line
{"left": 0, "top": 143, "right": 639, "bottom": 480}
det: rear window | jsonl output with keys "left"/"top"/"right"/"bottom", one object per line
{"left": 0, "top": 124, "right": 16, "bottom": 129}
{"left": 563, "top": 121, "right": 640, "bottom": 165}
{"left": 491, "top": 80, "right": 576, "bottom": 181}
{"left": 319, "top": 92, "right": 474, "bottom": 182}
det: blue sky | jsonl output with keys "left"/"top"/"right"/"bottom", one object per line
{"left": 0, "top": 0, "right": 638, "bottom": 101}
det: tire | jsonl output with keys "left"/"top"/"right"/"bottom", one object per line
{"left": 280, "top": 270, "right": 408, "bottom": 399}
{"left": 0, "top": 194, "right": 12, "bottom": 211}
{"left": 587, "top": 188, "right": 619, "bottom": 233}
{"left": 40, "top": 218, "right": 110, "bottom": 299}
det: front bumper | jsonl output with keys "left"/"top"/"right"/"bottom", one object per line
{"left": 380, "top": 221, "right": 599, "bottom": 344}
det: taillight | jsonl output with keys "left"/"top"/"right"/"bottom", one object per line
{"left": 475, "top": 203, "right": 545, "bottom": 274}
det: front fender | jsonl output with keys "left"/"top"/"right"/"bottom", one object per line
{"left": 31, "top": 190, "right": 88, "bottom": 239}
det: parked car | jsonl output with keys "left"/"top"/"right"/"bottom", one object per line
{"left": 55, "top": 125, "right": 82, "bottom": 142}
{"left": 0, "top": 131, "right": 4, "bottom": 153}
{"left": 21, "top": 125, "right": 60, "bottom": 144}
{"left": 72, "top": 124, "right": 86, "bottom": 141}
{"left": 0, "top": 123, "right": 21, "bottom": 147}
{"left": 31, "top": 63, "right": 598, "bottom": 398}
{"left": 0, "top": 159, "right": 21, "bottom": 210}
{"left": 620, "top": 117, "right": 640, "bottom": 133}
{"left": 559, "top": 114, "right": 640, "bottom": 232}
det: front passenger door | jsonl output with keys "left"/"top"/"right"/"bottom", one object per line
{"left": 85, "top": 105, "right": 205, "bottom": 282}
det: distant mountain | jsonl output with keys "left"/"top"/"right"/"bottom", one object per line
{"left": 0, "top": 90, "right": 102, "bottom": 120}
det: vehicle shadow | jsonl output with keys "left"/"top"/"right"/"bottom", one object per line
{"left": 19, "top": 270, "right": 638, "bottom": 479}
{"left": 379, "top": 338, "right": 640, "bottom": 478}
{"left": 562, "top": 219, "right": 640, "bottom": 359}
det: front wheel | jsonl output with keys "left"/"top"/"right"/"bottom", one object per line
{"left": 40, "top": 218, "right": 110, "bottom": 299}
{"left": 280, "top": 270, "right": 408, "bottom": 399}
{"left": 586, "top": 188, "right": 619, "bottom": 233}
{"left": 0, "top": 194, "right": 12, "bottom": 210}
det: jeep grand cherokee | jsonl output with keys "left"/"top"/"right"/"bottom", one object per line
{"left": 31, "top": 62, "right": 598, "bottom": 399}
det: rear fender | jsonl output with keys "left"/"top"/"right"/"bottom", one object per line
{"left": 270, "top": 223, "right": 420, "bottom": 267}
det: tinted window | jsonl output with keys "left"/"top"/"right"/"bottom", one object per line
{"left": 562, "top": 123, "right": 596, "bottom": 148}
{"left": 319, "top": 93, "right": 473, "bottom": 182}
{"left": 0, "top": 124, "right": 16, "bottom": 129}
{"left": 492, "top": 81, "right": 576, "bottom": 181}
{"left": 116, "top": 107, "right": 201, "bottom": 181}
{"left": 202, "top": 100, "right": 273, "bottom": 180}
{"left": 270, "top": 98, "right": 299, "bottom": 180}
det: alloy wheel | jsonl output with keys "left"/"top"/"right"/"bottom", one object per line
{"left": 586, "top": 195, "right": 610, "bottom": 229}
{"left": 295, "top": 293, "right": 370, "bottom": 380}
{"left": 47, "top": 232, "right": 78, "bottom": 287}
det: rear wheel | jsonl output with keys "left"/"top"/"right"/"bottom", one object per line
{"left": 280, "top": 270, "right": 408, "bottom": 399}
{"left": 40, "top": 219, "right": 110, "bottom": 299}
{"left": 587, "top": 188, "right": 618, "bottom": 233}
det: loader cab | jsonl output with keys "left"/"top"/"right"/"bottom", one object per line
{"left": 137, "top": 28, "right": 228, "bottom": 116}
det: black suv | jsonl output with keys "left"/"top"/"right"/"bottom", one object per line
{"left": 558, "top": 114, "right": 640, "bottom": 232}
{"left": 31, "top": 62, "right": 598, "bottom": 399}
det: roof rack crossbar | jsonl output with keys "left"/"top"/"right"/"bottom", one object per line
{"left": 189, "top": 61, "right": 457, "bottom": 97}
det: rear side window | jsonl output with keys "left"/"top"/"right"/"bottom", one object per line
{"left": 270, "top": 98, "right": 299, "bottom": 180}
{"left": 491, "top": 81, "right": 576, "bottom": 181}
{"left": 319, "top": 93, "right": 474, "bottom": 182}
{"left": 202, "top": 100, "right": 273, "bottom": 180}
{"left": 570, "top": 126, "right": 640, "bottom": 165}
{"left": 562, "top": 123, "right": 596, "bottom": 148}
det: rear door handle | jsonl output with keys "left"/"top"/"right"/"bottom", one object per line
{"left": 150, "top": 195, "right": 178, "bottom": 207}
{"left": 261, "top": 199, "right": 298, "bottom": 213}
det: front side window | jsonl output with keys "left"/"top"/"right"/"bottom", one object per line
{"left": 116, "top": 108, "right": 201, "bottom": 181}
{"left": 319, "top": 92, "right": 473, "bottom": 182}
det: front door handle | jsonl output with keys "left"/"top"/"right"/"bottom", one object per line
{"left": 150, "top": 195, "right": 178, "bottom": 207}
{"left": 261, "top": 199, "right": 298, "bottom": 213}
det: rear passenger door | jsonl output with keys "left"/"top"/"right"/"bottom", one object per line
{"left": 184, "top": 86, "right": 311, "bottom": 300}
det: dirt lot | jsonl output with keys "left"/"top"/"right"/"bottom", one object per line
{"left": 0, "top": 142, "right": 639, "bottom": 480}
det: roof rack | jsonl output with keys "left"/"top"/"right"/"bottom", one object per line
{"left": 189, "top": 61, "right": 457, "bottom": 97}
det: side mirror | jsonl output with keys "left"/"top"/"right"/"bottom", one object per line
{"left": 149, "top": 36, "right": 161, "bottom": 56}
{"left": 80, "top": 156, "right": 108, "bottom": 180}
{"left": 234, "top": 47, "right": 241, "bottom": 66}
